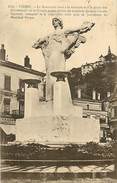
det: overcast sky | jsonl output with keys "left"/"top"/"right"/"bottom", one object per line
{"left": 0, "top": 0, "right": 117, "bottom": 72}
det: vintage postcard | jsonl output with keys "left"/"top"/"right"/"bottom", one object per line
{"left": 0, "top": 0, "right": 117, "bottom": 182}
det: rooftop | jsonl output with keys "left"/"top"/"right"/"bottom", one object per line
{"left": 0, "top": 60, "right": 45, "bottom": 77}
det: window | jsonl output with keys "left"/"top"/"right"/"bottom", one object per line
{"left": 87, "top": 104, "right": 89, "bottom": 110}
{"left": 4, "top": 75, "right": 11, "bottom": 91}
{"left": 100, "top": 118, "right": 106, "bottom": 124}
{"left": 19, "top": 100, "right": 24, "bottom": 116}
{"left": 19, "top": 79, "right": 25, "bottom": 92}
{"left": 43, "top": 82, "right": 46, "bottom": 98}
{"left": 114, "top": 106, "right": 117, "bottom": 118}
{"left": 4, "top": 98, "right": 10, "bottom": 115}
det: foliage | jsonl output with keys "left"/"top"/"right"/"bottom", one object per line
{"left": 7, "top": 133, "right": 16, "bottom": 142}
{"left": 68, "top": 68, "right": 82, "bottom": 99}
{"left": 112, "top": 129, "right": 117, "bottom": 141}
{"left": 69, "top": 62, "right": 117, "bottom": 100}
{"left": 1, "top": 142, "right": 114, "bottom": 160}
{"left": 81, "top": 63, "right": 116, "bottom": 99}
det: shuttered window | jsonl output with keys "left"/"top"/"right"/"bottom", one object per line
{"left": 4, "top": 98, "right": 10, "bottom": 114}
{"left": 4, "top": 75, "right": 11, "bottom": 91}
{"left": 114, "top": 106, "right": 117, "bottom": 118}
{"left": 19, "top": 100, "right": 24, "bottom": 116}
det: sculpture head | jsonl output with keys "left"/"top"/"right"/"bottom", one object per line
{"left": 52, "top": 17, "right": 63, "bottom": 29}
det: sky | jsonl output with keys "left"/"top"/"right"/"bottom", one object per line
{"left": 0, "top": 0, "right": 117, "bottom": 72}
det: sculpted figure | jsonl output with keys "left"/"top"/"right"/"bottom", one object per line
{"left": 33, "top": 18, "right": 95, "bottom": 101}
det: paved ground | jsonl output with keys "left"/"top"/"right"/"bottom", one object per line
{"left": 1, "top": 178, "right": 117, "bottom": 183}
{"left": 1, "top": 164, "right": 116, "bottom": 183}
{"left": 0, "top": 164, "right": 114, "bottom": 173}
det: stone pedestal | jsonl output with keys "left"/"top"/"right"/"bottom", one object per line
{"left": 24, "top": 79, "right": 41, "bottom": 118}
{"left": 51, "top": 71, "right": 72, "bottom": 115}
{"left": 16, "top": 116, "right": 100, "bottom": 143}
{"left": 24, "top": 88, "right": 39, "bottom": 118}
{"left": 16, "top": 76, "right": 100, "bottom": 144}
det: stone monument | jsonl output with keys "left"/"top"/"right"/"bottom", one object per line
{"left": 16, "top": 18, "right": 100, "bottom": 144}
{"left": 32, "top": 18, "right": 95, "bottom": 101}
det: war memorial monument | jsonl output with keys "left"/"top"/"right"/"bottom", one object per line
{"left": 16, "top": 18, "right": 100, "bottom": 144}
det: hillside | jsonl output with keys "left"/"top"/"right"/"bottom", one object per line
{"left": 69, "top": 62, "right": 117, "bottom": 100}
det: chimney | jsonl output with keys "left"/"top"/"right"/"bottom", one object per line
{"left": 0, "top": 44, "right": 6, "bottom": 61}
{"left": 24, "top": 55, "right": 32, "bottom": 69}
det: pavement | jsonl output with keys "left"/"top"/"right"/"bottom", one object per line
{"left": 0, "top": 163, "right": 114, "bottom": 173}
{"left": 1, "top": 163, "right": 116, "bottom": 183}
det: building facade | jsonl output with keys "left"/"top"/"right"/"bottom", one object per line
{"left": 109, "top": 83, "right": 117, "bottom": 133}
{"left": 0, "top": 44, "right": 45, "bottom": 142}
{"left": 81, "top": 46, "right": 117, "bottom": 76}
{"left": 73, "top": 98, "right": 109, "bottom": 141}
{"left": 69, "top": 46, "right": 117, "bottom": 141}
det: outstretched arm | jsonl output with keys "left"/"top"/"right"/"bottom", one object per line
{"left": 32, "top": 37, "right": 46, "bottom": 49}
{"left": 64, "top": 22, "right": 95, "bottom": 35}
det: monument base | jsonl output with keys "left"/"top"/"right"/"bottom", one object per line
{"left": 16, "top": 115, "right": 100, "bottom": 144}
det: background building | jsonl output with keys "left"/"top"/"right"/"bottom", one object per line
{"left": 109, "top": 82, "right": 117, "bottom": 137}
{"left": 69, "top": 47, "right": 117, "bottom": 142}
{"left": 73, "top": 98, "right": 109, "bottom": 141}
{"left": 0, "top": 44, "right": 45, "bottom": 143}
{"left": 81, "top": 46, "right": 117, "bottom": 76}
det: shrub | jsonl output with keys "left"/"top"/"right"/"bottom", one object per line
{"left": 1, "top": 142, "right": 114, "bottom": 160}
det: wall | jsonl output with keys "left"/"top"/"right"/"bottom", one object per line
{"left": 16, "top": 115, "right": 100, "bottom": 143}
{"left": 0, "top": 65, "right": 42, "bottom": 115}
{"left": 0, "top": 65, "right": 42, "bottom": 91}
{"left": 73, "top": 100, "right": 102, "bottom": 111}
